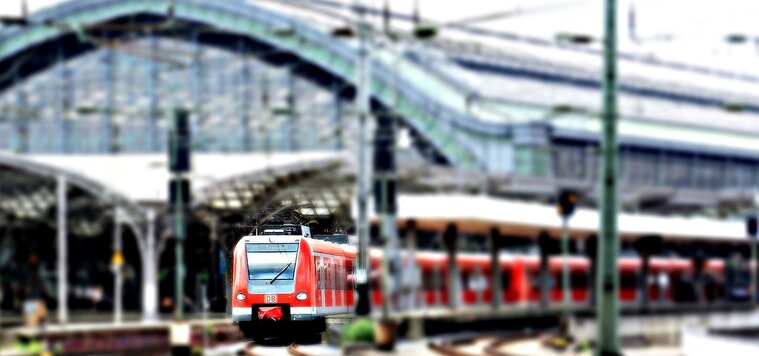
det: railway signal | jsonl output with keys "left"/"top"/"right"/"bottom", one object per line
{"left": 169, "top": 108, "right": 191, "bottom": 321}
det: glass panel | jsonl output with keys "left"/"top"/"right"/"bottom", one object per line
{"left": 246, "top": 243, "right": 299, "bottom": 281}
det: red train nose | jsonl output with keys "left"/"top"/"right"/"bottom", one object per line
{"left": 258, "top": 306, "right": 283, "bottom": 321}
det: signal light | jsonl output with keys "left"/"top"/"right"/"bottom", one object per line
{"left": 169, "top": 109, "right": 191, "bottom": 173}
{"left": 557, "top": 189, "right": 578, "bottom": 218}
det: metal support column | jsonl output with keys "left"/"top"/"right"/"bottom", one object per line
{"left": 376, "top": 112, "right": 400, "bottom": 319}
{"left": 752, "top": 225, "right": 758, "bottom": 306}
{"left": 404, "top": 220, "right": 418, "bottom": 310}
{"left": 238, "top": 40, "right": 252, "bottom": 151}
{"left": 13, "top": 81, "right": 28, "bottom": 153}
{"left": 354, "top": 6, "right": 373, "bottom": 317}
{"left": 444, "top": 224, "right": 459, "bottom": 309}
{"left": 148, "top": 34, "right": 159, "bottom": 152}
{"left": 113, "top": 208, "right": 123, "bottom": 323}
{"left": 538, "top": 232, "right": 551, "bottom": 308}
{"left": 192, "top": 30, "right": 205, "bottom": 128}
{"left": 55, "top": 46, "right": 67, "bottom": 152}
{"left": 102, "top": 48, "right": 117, "bottom": 152}
{"left": 639, "top": 253, "right": 649, "bottom": 307}
{"left": 561, "top": 217, "right": 571, "bottom": 306}
{"left": 142, "top": 209, "right": 158, "bottom": 322}
{"left": 332, "top": 81, "right": 343, "bottom": 151}
{"left": 286, "top": 69, "right": 298, "bottom": 151}
{"left": 489, "top": 228, "right": 502, "bottom": 309}
{"left": 56, "top": 175, "right": 68, "bottom": 324}
{"left": 597, "top": 0, "right": 621, "bottom": 352}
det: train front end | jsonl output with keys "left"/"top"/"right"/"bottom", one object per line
{"left": 231, "top": 229, "right": 320, "bottom": 338}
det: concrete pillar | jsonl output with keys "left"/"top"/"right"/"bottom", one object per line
{"left": 443, "top": 224, "right": 459, "bottom": 309}
{"left": 56, "top": 175, "right": 68, "bottom": 324}
{"left": 142, "top": 209, "right": 158, "bottom": 322}
{"left": 489, "top": 228, "right": 503, "bottom": 309}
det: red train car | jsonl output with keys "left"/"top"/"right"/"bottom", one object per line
{"left": 231, "top": 226, "right": 356, "bottom": 339}
{"left": 367, "top": 251, "right": 733, "bottom": 309}
{"left": 232, "top": 227, "right": 746, "bottom": 340}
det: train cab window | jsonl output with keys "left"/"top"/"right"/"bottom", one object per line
{"left": 245, "top": 243, "right": 299, "bottom": 282}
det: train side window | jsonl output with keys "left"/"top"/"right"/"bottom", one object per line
{"left": 461, "top": 271, "right": 471, "bottom": 291}
{"left": 331, "top": 262, "right": 337, "bottom": 291}
{"left": 501, "top": 270, "right": 511, "bottom": 290}
{"left": 571, "top": 271, "right": 589, "bottom": 289}
{"left": 422, "top": 270, "right": 435, "bottom": 290}
{"left": 434, "top": 267, "right": 444, "bottom": 291}
{"left": 620, "top": 272, "right": 638, "bottom": 289}
{"left": 327, "top": 263, "right": 333, "bottom": 290}
{"left": 317, "top": 263, "right": 323, "bottom": 290}
{"left": 321, "top": 262, "right": 326, "bottom": 290}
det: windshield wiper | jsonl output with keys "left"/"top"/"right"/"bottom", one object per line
{"left": 269, "top": 262, "right": 293, "bottom": 284}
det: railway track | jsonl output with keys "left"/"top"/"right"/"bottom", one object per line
{"left": 428, "top": 333, "right": 537, "bottom": 356}
{"left": 242, "top": 341, "right": 335, "bottom": 356}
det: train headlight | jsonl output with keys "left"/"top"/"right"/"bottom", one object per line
{"left": 295, "top": 292, "right": 308, "bottom": 301}
{"left": 236, "top": 293, "right": 246, "bottom": 301}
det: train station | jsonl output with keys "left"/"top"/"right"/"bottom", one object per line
{"left": 0, "top": 0, "right": 758, "bottom": 355}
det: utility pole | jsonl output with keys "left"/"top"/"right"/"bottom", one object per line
{"left": 354, "top": 1, "right": 373, "bottom": 317}
{"left": 597, "top": 0, "right": 621, "bottom": 353}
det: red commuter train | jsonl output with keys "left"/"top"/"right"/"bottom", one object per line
{"left": 231, "top": 225, "right": 356, "bottom": 339}
{"left": 232, "top": 225, "right": 750, "bottom": 339}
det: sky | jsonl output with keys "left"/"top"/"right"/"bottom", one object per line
{"left": 3, "top": 0, "right": 759, "bottom": 72}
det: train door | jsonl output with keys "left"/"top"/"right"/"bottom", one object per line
{"left": 346, "top": 261, "right": 355, "bottom": 307}
{"left": 325, "top": 258, "right": 334, "bottom": 308}
{"left": 315, "top": 256, "right": 324, "bottom": 310}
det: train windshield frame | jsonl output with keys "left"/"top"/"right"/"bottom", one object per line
{"left": 246, "top": 243, "right": 299, "bottom": 281}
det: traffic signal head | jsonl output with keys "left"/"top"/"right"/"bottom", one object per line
{"left": 557, "top": 189, "right": 578, "bottom": 218}
{"left": 748, "top": 216, "right": 758, "bottom": 239}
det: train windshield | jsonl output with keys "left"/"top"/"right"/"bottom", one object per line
{"left": 246, "top": 243, "right": 299, "bottom": 281}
